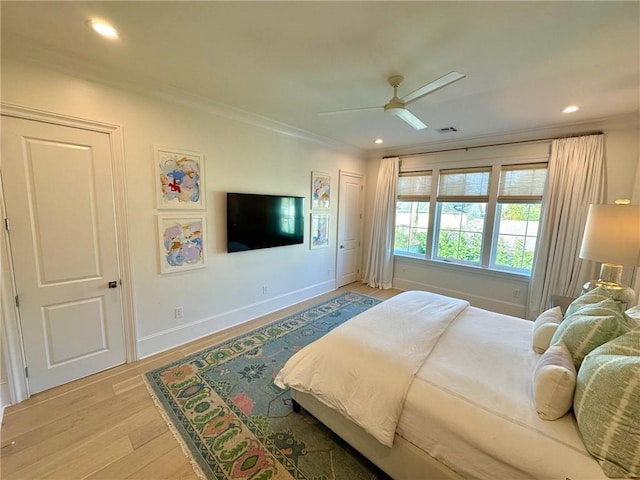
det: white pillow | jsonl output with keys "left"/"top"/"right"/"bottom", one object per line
{"left": 532, "top": 341, "right": 576, "bottom": 420}
{"left": 532, "top": 306, "right": 563, "bottom": 354}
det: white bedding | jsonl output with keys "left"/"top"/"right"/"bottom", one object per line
{"left": 274, "top": 290, "right": 468, "bottom": 447}
{"left": 276, "top": 290, "right": 608, "bottom": 480}
{"left": 398, "top": 305, "right": 606, "bottom": 480}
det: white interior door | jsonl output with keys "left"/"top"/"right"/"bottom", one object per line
{"left": 1, "top": 115, "right": 126, "bottom": 394}
{"left": 336, "top": 171, "right": 364, "bottom": 287}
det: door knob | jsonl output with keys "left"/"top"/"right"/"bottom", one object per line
{"left": 108, "top": 281, "right": 118, "bottom": 289}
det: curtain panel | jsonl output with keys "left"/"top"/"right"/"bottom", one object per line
{"left": 527, "top": 134, "right": 605, "bottom": 318}
{"left": 363, "top": 157, "right": 399, "bottom": 289}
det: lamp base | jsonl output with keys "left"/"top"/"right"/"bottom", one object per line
{"left": 598, "top": 263, "right": 623, "bottom": 285}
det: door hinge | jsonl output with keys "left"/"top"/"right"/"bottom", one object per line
{"left": 15, "top": 295, "right": 19, "bottom": 307}
{"left": 4, "top": 218, "right": 9, "bottom": 231}
{"left": 25, "top": 366, "right": 29, "bottom": 378}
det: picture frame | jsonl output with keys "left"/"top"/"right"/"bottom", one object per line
{"left": 310, "top": 213, "right": 330, "bottom": 249}
{"left": 311, "top": 171, "right": 330, "bottom": 210}
{"left": 157, "top": 214, "right": 207, "bottom": 274}
{"left": 154, "top": 146, "right": 205, "bottom": 209}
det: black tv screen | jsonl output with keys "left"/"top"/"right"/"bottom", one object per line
{"left": 227, "top": 192, "right": 304, "bottom": 252}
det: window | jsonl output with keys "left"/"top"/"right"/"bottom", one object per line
{"left": 434, "top": 167, "right": 490, "bottom": 265}
{"left": 394, "top": 172, "right": 431, "bottom": 256}
{"left": 394, "top": 159, "right": 548, "bottom": 276}
{"left": 491, "top": 164, "right": 547, "bottom": 273}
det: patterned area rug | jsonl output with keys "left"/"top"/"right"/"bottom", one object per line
{"left": 145, "top": 292, "right": 390, "bottom": 480}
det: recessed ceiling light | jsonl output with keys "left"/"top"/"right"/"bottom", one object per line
{"left": 89, "top": 20, "right": 118, "bottom": 39}
{"left": 562, "top": 105, "right": 579, "bottom": 113}
{"left": 375, "top": 138, "right": 384, "bottom": 144}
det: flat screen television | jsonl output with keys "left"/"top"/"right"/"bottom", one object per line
{"left": 227, "top": 192, "right": 305, "bottom": 252}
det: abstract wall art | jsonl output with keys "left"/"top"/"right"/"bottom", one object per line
{"left": 310, "top": 212, "right": 330, "bottom": 249}
{"left": 311, "top": 171, "right": 330, "bottom": 210}
{"left": 154, "top": 146, "right": 205, "bottom": 209}
{"left": 157, "top": 214, "right": 207, "bottom": 273}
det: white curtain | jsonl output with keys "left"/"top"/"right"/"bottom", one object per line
{"left": 527, "top": 135, "right": 605, "bottom": 318}
{"left": 364, "top": 157, "right": 399, "bottom": 289}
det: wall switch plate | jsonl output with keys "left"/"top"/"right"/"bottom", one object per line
{"left": 174, "top": 306, "right": 183, "bottom": 319}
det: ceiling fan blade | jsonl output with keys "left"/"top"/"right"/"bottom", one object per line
{"left": 401, "top": 71, "right": 466, "bottom": 106}
{"left": 389, "top": 108, "right": 427, "bottom": 130}
{"left": 318, "top": 106, "right": 383, "bottom": 116}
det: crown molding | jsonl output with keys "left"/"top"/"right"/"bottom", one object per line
{"left": 2, "top": 33, "right": 365, "bottom": 158}
{"left": 369, "top": 112, "right": 639, "bottom": 160}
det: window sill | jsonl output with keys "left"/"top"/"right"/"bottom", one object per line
{"left": 394, "top": 253, "right": 531, "bottom": 283}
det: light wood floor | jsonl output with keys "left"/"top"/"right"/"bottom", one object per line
{"left": 1, "top": 284, "right": 400, "bottom": 480}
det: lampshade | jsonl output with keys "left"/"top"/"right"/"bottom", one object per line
{"left": 579, "top": 204, "right": 640, "bottom": 266}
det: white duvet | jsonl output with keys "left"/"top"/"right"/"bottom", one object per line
{"left": 274, "top": 290, "right": 469, "bottom": 447}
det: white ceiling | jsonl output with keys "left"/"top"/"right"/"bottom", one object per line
{"left": 2, "top": 1, "right": 639, "bottom": 152}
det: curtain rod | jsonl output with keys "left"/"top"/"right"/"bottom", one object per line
{"left": 383, "top": 131, "right": 604, "bottom": 159}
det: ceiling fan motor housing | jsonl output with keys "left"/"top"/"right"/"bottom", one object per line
{"left": 385, "top": 75, "right": 406, "bottom": 111}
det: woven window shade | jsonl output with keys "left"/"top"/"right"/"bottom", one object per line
{"left": 498, "top": 163, "right": 547, "bottom": 202}
{"left": 398, "top": 171, "right": 431, "bottom": 200}
{"left": 437, "top": 167, "right": 491, "bottom": 202}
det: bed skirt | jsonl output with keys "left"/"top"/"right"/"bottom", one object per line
{"left": 291, "top": 390, "right": 463, "bottom": 480}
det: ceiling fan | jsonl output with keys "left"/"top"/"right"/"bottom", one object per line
{"left": 319, "top": 71, "right": 465, "bottom": 130}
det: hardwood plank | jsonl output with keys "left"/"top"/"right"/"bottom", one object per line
{"left": 0, "top": 285, "right": 401, "bottom": 479}
{"left": 86, "top": 431, "right": 176, "bottom": 480}
{"left": 125, "top": 445, "right": 195, "bottom": 480}
{"left": 127, "top": 412, "right": 169, "bottom": 450}
{"left": 1, "top": 385, "right": 149, "bottom": 470}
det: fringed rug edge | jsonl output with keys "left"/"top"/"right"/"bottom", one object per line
{"left": 142, "top": 374, "right": 208, "bottom": 480}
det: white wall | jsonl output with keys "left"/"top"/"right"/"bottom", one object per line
{"left": 0, "top": 58, "right": 366, "bottom": 381}
{"left": 364, "top": 115, "right": 640, "bottom": 318}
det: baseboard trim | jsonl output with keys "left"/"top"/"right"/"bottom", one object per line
{"left": 137, "top": 280, "right": 336, "bottom": 359}
{"left": 393, "top": 278, "right": 526, "bottom": 318}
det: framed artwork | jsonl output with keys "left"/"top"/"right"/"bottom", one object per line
{"left": 154, "top": 146, "right": 205, "bottom": 209}
{"left": 310, "top": 213, "right": 330, "bottom": 249}
{"left": 157, "top": 214, "right": 207, "bottom": 274}
{"left": 311, "top": 171, "right": 330, "bottom": 210}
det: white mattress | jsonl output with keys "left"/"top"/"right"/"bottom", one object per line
{"left": 396, "top": 306, "right": 607, "bottom": 480}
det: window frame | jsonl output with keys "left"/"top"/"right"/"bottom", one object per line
{"left": 488, "top": 162, "right": 547, "bottom": 274}
{"left": 394, "top": 171, "right": 433, "bottom": 258}
{"left": 394, "top": 153, "right": 549, "bottom": 277}
{"left": 489, "top": 202, "right": 542, "bottom": 275}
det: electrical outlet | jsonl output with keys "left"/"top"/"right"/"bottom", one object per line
{"left": 262, "top": 286, "right": 268, "bottom": 295}
{"left": 512, "top": 288, "right": 521, "bottom": 299}
{"left": 174, "top": 306, "right": 183, "bottom": 319}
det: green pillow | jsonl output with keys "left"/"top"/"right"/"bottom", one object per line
{"left": 564, "top": 286, "right": 612, "bottom": 318}
{"left": 573, "top": 328, "right": 640, "bottom": 478}
{"left": 551, "top": 298, "right": 630, "bottom": 369}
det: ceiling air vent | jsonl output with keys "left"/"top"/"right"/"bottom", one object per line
{"left": 436, "top": 126, "right": 459, "bottom": 133}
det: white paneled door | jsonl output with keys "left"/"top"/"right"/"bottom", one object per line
{"left": 1, "top": 116, "right": 126, "bottom": 394}
{"left": 336, "top": 171, "right": 364, "bottom": 287}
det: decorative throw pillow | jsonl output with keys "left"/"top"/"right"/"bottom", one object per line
{"left": 551, "top": 298, "right": 630, "bottom": 369}
{"left": 564, "top": 286, "right": 612, "bottom": 318}
{"left": 532, "top": 306, "right": 563, "bottom": 354}
{"left": 625, "top": 305, "right": 640, "bottom": 327}
{"left": 532, "top": 341, "right": 576, "bottom": 420}
{"left": 574, "top": 329, "right": 640, "bottom": 478}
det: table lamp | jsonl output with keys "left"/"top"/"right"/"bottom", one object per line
{"left": 579, "top": 200, "right": 640, "bottom": 308}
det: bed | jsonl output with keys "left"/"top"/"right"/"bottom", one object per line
{"left": 274, "top": 290, "right": 640, "bottom": 480}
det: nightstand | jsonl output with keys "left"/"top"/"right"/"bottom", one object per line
{"left": 550, "top": 295, "right": 576, "bottom": 315}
